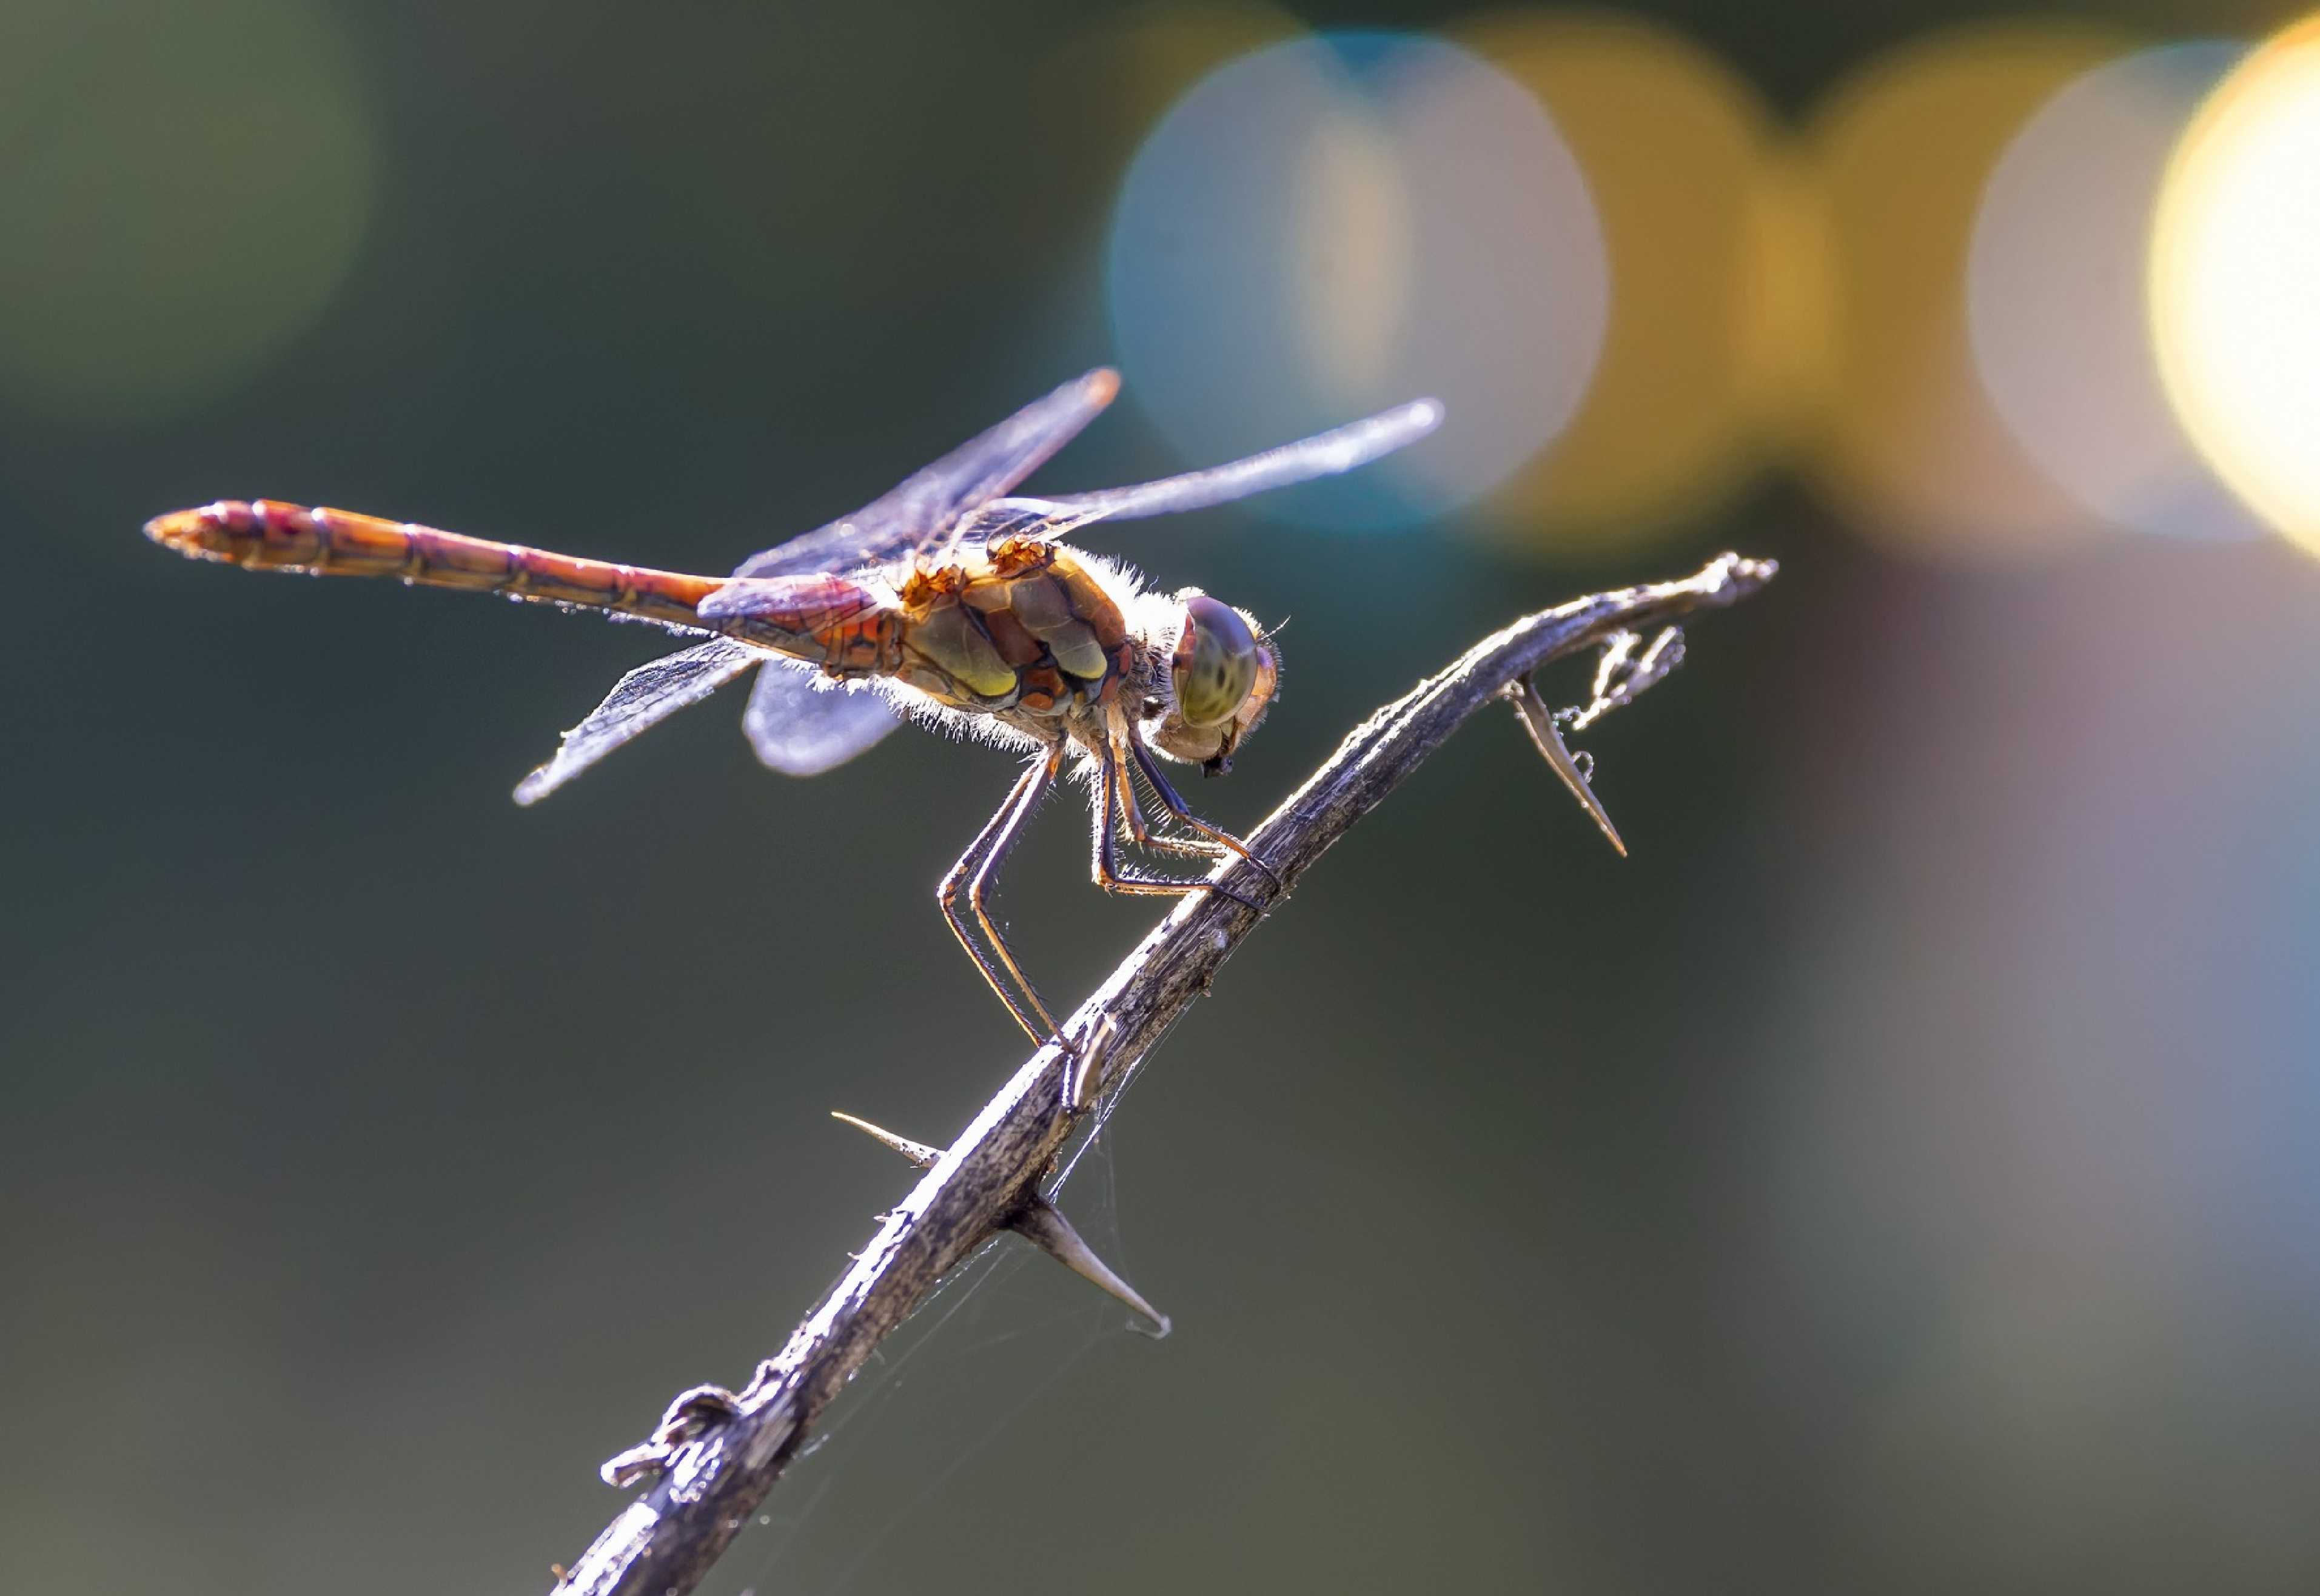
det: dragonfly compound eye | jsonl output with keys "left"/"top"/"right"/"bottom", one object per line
{"left": 1172, "top": 594, "right": 1261, "bottom": 728}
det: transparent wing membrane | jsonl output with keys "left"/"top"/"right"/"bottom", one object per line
{"left": 951, "top": 496, "right": 1118, "bottom": 551}
{"left": 725, "top": 377, "right": 1436, "bottom": 578}
{"left": 513, "top": 639, "right": 758, "bottom": 805}
{"left": 732, "top": 368, "right": 1121, "bottom": 580}
{"left": 742, "top": 659, "right": 905, "bottom": 776}
{"left": 1040, "top": 398, "right": 1443, "bottom": 524}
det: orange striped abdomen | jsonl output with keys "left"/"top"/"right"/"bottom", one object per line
{"left": 146, "top": 500, "right": 725, "bottom": 631}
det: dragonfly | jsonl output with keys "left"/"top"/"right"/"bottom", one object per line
{"left": 147, "top": 368, "right": 1443, "bottom": 1045}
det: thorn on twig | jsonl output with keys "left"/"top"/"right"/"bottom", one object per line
{"left": 1009, "top": 1196, "right": 1172, "bottom": 1338}
{"left": 838, "top": 1098, "right": 1159, "bottom": 1330}
{"left": 1504, "top": 677, "right": 1627, "bottom": 857}
{"left": 837, "top": 1101, "right": 1161, "bottom": 1330}
{"left": 831, "top": 1111, "right": 941, "bottom": 1168}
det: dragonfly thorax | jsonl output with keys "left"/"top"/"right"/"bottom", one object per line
{"left": 876, "top": 541, "right": 1135, "bottom": 720}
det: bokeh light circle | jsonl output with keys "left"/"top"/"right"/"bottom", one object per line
{"left": 1799, "top": 22, "right": 2132, "bottom": 562}
{"left": 1105, "top": 32, "right": 1607, "bottom": 528}
{"left": 2151, "top": 18, "right": 2320, "bottom": 555}
{"left": 0, "top": 0, "right": 376, "bottom": 424}
{"left": 1457, "top": 12, "right": 1786, "bottom": 549}
{"left": 1966, "top": 42, "right": 2258, "bottom": 542}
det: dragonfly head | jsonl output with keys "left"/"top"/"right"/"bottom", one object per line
{"left": 1150, "top": 591, "right": 1278, "bottom": 776}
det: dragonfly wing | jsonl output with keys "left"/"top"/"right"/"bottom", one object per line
{"left": 1040, "top": 398, "right": 1444, "bottom": 525}
{"left": 742, "top": 659, "right": 905, "bottom": 777}
{"left": 948, "top": 496, "right": 1118, "bottom": 551}
{"left": 513, "top": 639, "right": 758, "bottom": 806}
{"left": 733, "top": 367, "right": 1122, "bottom": 580}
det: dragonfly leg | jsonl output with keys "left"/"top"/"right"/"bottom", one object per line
{"left": 1110, "top": 730, "right": 1229, "bottom": 862}
{"left": 939, "top": 745, "right": 1068, "bottom": 1046}
{"left": 1090, "top": 740, "right": 1260, "bottom": 910}
{"left": 1126, "top": 730, "right": 1284, "bottom": 890}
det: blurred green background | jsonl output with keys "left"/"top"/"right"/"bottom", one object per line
{"left": 7, "top": 1, "right": 2320, "bottom": 1592}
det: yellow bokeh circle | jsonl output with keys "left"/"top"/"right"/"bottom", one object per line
{"left": 1797, "top": 21, "right": 2134, "bottom": 561}
{"left": 1459, "top": 11, "right": 1787, "bottom": 548}
{"left": 2151, "top": 16, "right": 2320, "bottom": 555}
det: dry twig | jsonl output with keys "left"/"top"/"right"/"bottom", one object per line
{"left": 552, "top": 552, "right": 1777, "bottom": 1596}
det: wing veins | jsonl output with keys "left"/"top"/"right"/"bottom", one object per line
{"left": 1040, "top": 398, "right": 1443, "bottom": 525}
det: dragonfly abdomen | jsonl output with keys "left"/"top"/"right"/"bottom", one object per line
{"left": 144, "top": 500, "right": 722, "bottom": 631}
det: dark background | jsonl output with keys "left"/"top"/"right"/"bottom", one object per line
{"left": 6, "top": 2, "right": 2318, "bottom": 1593}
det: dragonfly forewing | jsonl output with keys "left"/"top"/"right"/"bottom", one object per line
{"left": 1040, "top": 398, "right": 1443, "bottom": 523}
{"left": 731, "top": 367, "right": 1121, "bottom": 581}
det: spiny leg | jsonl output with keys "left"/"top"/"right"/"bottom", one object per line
{"left": 1110, "top": 726, "right": 1226, "bottom": 862}
{"left": 1125, "top": 729, "right": 1284, "bottom": 889}
{"left": 1090, "top": 739, "right": 1258, "bottom": 908}
{"left": 939, "top": 746, "right": 1067, "bottom": 1045}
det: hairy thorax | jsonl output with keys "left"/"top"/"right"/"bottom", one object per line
{"left": 882, "top": 539, "right": 1147, "bottom": 751}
